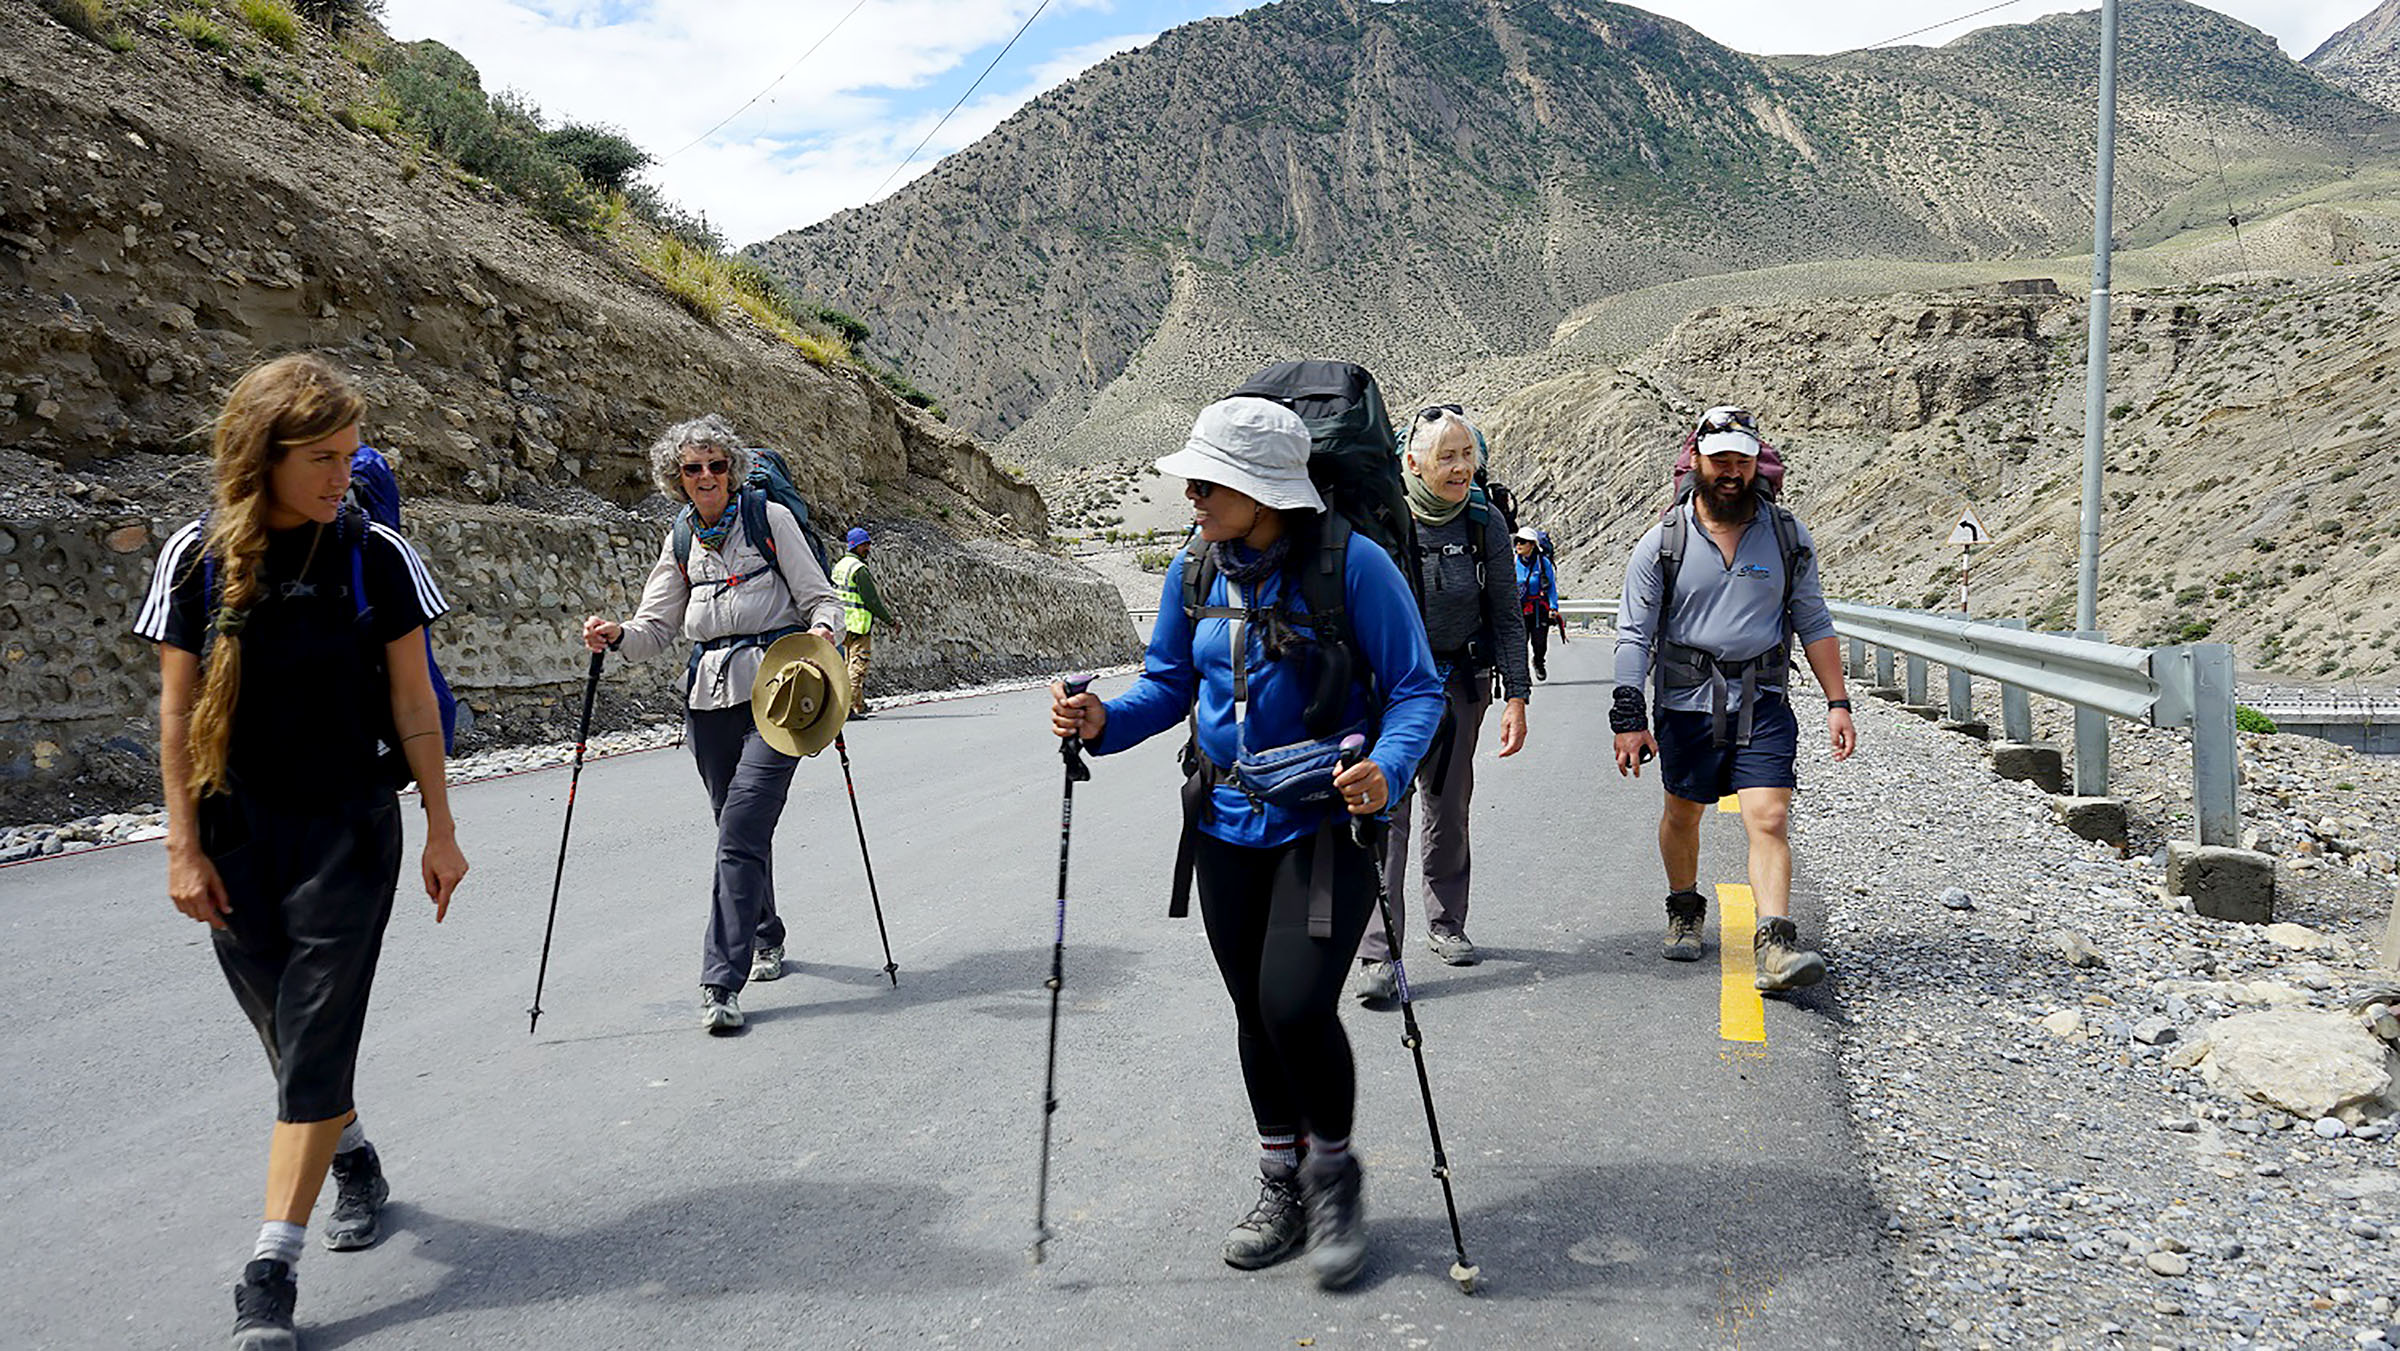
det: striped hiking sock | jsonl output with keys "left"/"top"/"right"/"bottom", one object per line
{"left": 1259, "top": 1133, "right": 1300, "bottom": 1178}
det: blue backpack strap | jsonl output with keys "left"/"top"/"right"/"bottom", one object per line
{"left": 346, "top": 506, "right": 370, "bottom": 622}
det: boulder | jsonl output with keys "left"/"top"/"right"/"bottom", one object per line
{"left": 2178, "top": 1008, "right": 2400, "bottom": 1125}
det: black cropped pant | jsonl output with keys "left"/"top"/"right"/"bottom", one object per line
{"left": 201, "top": 788, "right": 402, "bottom": 1123}
{"left": 1191, "top": 825, "right": 1377, "bottom": 1144}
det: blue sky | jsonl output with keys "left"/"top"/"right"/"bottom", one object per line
{"left": 379, "top": 0, "right": 2377, "bottom": 247}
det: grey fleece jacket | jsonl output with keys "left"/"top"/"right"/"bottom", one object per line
{"left": 1409, "top": 507, "right": 1532, "bottom": 703}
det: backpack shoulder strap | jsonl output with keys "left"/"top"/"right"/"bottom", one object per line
{"left": 341, "top": 505, "right": 370, "bottom": 622}
{"left": 742, "top": 488, "right": 776, "bottom": 565}
{"left": 1655, "top": 504, "right": 1687, "bottom": 628}
{"left": 671, "top": 505, "right": 697, "bottom": 579}
{"left": 1767, "top": 501, "right": 1806, "bottom": 635}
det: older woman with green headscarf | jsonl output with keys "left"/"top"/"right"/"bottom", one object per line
{"left": 1353, "top": 406, "right": 1531, "bottom": 1001}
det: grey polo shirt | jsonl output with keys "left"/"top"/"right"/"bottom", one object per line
{"left": 1612, "top": 501, "right": 1837, "bottom": 713}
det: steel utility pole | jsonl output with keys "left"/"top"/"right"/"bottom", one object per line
{"left": 2076, "top": 0, "right": 2120, "bottom": 632}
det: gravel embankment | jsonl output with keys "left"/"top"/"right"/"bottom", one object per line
{"left": 1805, "top": 691, "right": 2400, "bottom": 1351}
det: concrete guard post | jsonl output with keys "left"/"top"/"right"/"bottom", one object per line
{"left": 1901, "top": 654, "right": 1942, "bottom": 721}
{"left": 1984, "top": 619, "right": 2058, "bottom": 788}
{"left": 2051, "top": 629, "right": 2129, "bottom": 849}
{"left": 2164, "top": 644, "right": 2276, "bottom": 923}
{"left": 1940, "top": 619, "right": 1989, "bottom": 738}
{"left": 1867, "top": 645, "right": 1902, "bottom": 702}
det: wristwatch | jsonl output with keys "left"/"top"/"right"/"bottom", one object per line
{"left": 1826, "top": 698, "right": 1853, "bottom": 711}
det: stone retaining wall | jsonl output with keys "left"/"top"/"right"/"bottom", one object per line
{"left": 0, "top": 509, "right": 1137, "bottom": 822}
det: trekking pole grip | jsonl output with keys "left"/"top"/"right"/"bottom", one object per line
{"left": 1061, "top": 675, "right": 1094, "bottom": 778}
{"left": 1338, "top": 734, "right": 1369, "bottom": 850}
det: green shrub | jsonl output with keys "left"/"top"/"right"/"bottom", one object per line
{"left": 238, "top": 0, "right": 301, "bottom": 50}
{"left": 2233, "top": 705, "right": 2277, "bottom": 734}
{"left": 39, "top": 0, "right": 129, "bottom": 46}
{"left": 2176, "top": 619, "right": 2213, "bottom": 641}
{"left": 542, "top": 123, "right": 650, "bottom": 192}
{"left": 173, "top": 10, "right": 233, "bottom": 52}
{"left": 293, "top": 0, "right": 381, "bottom": 29}
{"left": 382, "top": 41, "right": 591, "bottom": 225}
{"left": 815, "top": 306, "right": 871, "bottom": 346}
{"left": 1135, "top": 546, "right": 1175, "bottom": 573}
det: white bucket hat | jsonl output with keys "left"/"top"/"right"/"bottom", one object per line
{"left": 1154, "top": 397, "right": 1325, "bottom": 512}
{"left": 1513, "top": 526, "right": 1541, "bottom": 544}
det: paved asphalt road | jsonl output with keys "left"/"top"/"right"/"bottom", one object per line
{"left": 1, "top": 637, "right": 1913, "bottom": 1348}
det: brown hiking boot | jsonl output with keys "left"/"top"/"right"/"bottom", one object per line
{"left": 1662, "top": 890, "right": 1707, "bottom": 962}
{"left": 1753, "top": 917, "right": 1826, "bottom": 991}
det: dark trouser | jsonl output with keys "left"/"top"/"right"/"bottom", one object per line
{"left": 1192, "top": 827, "right": 1377, "bottom": 1144}
{"left": 686, "top": 705, "right": 799, "bottom": 991}
{"left": 1360, "top": 677, "right": 1491, "bottom": 961}
{"left": 1523, "top": 608, "right": 1549, "bottom": 673}
{"left": 202, "top": 788, "right": 403, "bottom": 1123}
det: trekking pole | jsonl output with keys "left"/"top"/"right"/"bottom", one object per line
{"left": 832, "top": 731, "right": 899, "bottom": 987}
{"left": 528, "top": 648, "right": 605, "bottom": 1035}
{"left": 1032, "top": 675, "right": 1094, "bottom": 1265}
{"left": 1340, "top": 734, "right": 1481, "bottom": 1294}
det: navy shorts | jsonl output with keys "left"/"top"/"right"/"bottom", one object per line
{"left": 1656, "top": 692, "right": 1800, "bottom": 804}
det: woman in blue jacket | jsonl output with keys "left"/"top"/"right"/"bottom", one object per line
{"left": 1051, "top": 396, "right": 1443, "bottom": 1289}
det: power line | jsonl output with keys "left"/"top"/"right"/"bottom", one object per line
{"left": 1788, "top": 0, "right": 2030, "bottom": 70}
{"left": 868, "top": 0, "right": 1055, "bottom": 203}
{"left": 665, "top": 0, "right": 872, "bottom": 161}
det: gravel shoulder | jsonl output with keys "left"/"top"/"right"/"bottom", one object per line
{"left": 1803, "top": 685, "right": 2400, "bottom": 1351}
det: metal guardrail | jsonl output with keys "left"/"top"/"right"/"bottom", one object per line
{"left": 1561, "top": 597, "right": 2243, "bottom": 848}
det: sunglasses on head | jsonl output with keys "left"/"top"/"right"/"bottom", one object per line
{"left": 1417, "top": 403, "right": 1465, "bottom": 423}
{"left": 1697, "top": 407, "right": 1758, "bottom": 435}
{"left": 681, "top": 458, "right": 731, "bottom": 478}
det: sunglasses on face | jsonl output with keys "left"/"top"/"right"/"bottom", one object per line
{"left": 681, "top": 459, "right": 731, "bottom": 478}
{"left": 1187, "top": 479, "right": 1219, "bottom": 499}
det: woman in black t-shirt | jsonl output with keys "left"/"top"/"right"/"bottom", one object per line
{"left": 134, "top": 353, "right": 467, "bottom": 1351}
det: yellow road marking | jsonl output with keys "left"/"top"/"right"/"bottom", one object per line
{"left": 1716, "top": 794, "right": 1739, "bottom": 813}
{"left": 1717, "top": 882, "right": 1765, "bottom": 1044}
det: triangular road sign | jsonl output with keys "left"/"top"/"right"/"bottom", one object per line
{"left": 1945, "top": 505, "right": 1992, "bottom": 547}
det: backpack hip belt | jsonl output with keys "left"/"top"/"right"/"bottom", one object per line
{"left": 685, "top": 624, "right": 805, "bottom": 703}
{"left": 1657, "top": 641, "right": 1783, "bottom": 749}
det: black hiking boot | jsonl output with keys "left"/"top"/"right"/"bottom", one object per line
{"left": 1299, "top": 1151, "right": 1367, "bottom": 1290}
{"left": 1663, "top": 890, "right": 1708, "bottom": 962}
{"left": 323, "top": 1143, "right": 389, "bottom": 1251}
{"left": 230, "top": 1258, "right": 298, "bottom": 1351}
{"left": 1222, "top": 1168, "right": 1307, "bottom": 1270}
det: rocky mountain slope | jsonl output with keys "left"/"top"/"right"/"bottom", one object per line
{"left": 2310, "top": 0, "right": 2400, "bottom": 111}
{"left": 1479, "top": 251, "right": 2400, "bottom": 683}
{"left": 0, "top": 0, "right": 1134, "bottom": 821}
{"left": 751, "top": 0, "right": 2400, "bottom": 491}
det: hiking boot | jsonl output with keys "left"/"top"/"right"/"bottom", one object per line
{"left": 322, "top": 1144, "right": 388, "bottom": 1251}
{"left": 1298, "top": 1151, "right": 1367, "bottom": 1290}
{"left": 1753, "top": 917, "right": 1827, "bottom": 992}
{"left": 700, "top": 984, "right": 744, "bottom": 1034}
{"left": 1222, "top": 1169, "right": 1306, "bottom": 1270}
{"left": 749, "top": 944, "right": 786, "bottom": 983}
{"left": 1534, "top": 662, "right": 1548, "bottom": 682}
{"left": 1426, "top": 931, "right": 1479, "bottom": 966}
{"left": 849, "top": 700, "right": 874, "bottom": 719}
{"left": 230, "top": 1258, "right": 298, "bottom": 1351}
{"left": 1353, "top": 959, "right": 1398, "bottom": 1005}
{"left": 1662, "top": 890, "right": 1708, "bottom": 962}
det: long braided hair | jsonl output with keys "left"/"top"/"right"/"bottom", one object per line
{"left": 186, "top": 354, "right": 363, "bottom": 795}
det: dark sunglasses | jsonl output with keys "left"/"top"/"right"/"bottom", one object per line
{"left": 1187, "top": 479, "right": 1219, "bottom": 499}
{"left": 1697, "top": 407, "right": 1758, "bottom": 435}
{"left": 680, "top": 459, "right": 731, "bottom": 478}
{"left": 1417, "top": 403, "right": 1465, "bottom": 422}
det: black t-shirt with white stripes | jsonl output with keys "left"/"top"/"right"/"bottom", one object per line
{"left": 135, "top": 512, "right": 449, "bottom": 806}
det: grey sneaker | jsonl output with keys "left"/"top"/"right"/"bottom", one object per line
{"left": 323, "top": 1143, "right": 388, "bottom": 1251}
{"left": 1426, "top": 931, "right": 1479, "bottom": 966}
{"left": 1354, "top": 959, "right": 1398, "bottom": 1004}
{"left": 1753, "top": 918, "right": 1827, "bottom": 992}
{"left": 1663, "top": 890, "right": 1708, "bottom": 962}
{"left": 1299, "top": 1151, "right": 1367, "bottom": 1289}
{"left": 230, "top": 1258, "right": 298, "bottom": 1351}
{"left": 1222, "top": 1169, "right": 1306, "bottom": 1269}
{"left": 749, "top": 944, "right": 785, "bottom": 983}
{"left": 700, "top": 984, "right": 744, "bottom": 1034}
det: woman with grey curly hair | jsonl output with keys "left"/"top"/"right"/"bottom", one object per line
{"left": 581, "top": 414, "right": 843, "bottom": 1034}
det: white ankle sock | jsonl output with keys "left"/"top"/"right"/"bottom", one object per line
{"left": 1259, "top": 1133, "right": 1299, "bottom": 1177}
{"left": 336, "top": 1118, "right": 368, "bottom": 1155}
{"left": 253, "top": 1221, "right": 305, "bottom": 1267}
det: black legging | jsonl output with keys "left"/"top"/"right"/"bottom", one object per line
{"left": 1192, "top": 825, "right": 1378, "bottom": 1143}
{"left": 1523, "top": 608, "right": 1550, "bottom": 671}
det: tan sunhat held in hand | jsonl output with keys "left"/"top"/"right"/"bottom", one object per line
{"left": 750, "top": 631, "right": 852, "bottom": 758}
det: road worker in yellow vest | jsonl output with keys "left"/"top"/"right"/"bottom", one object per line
{"left": 832, "top": 527, "right": 898, "bottom": 715}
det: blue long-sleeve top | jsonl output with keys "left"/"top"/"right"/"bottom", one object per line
{"left": 1097, "top": 535, "right": 1446, "bottom": 848}
{"left": 1515, "top": 552, "right": 1558, "bottom": 613}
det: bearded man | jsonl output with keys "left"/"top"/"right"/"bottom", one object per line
{"left": 1608, "top": 407, "right": 1857, "bottom": 991}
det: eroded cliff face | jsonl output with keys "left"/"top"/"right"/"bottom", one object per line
{"left": 1482, "top": 259, "right": 2400, "bottom": 682}
{"left": 0, "top": 4, "right": 1134, "bottom": 820}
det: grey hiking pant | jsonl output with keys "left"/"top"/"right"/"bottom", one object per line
{"left": 1360, "top": 676, "right": 1492, "bottom": 961}
{"left": 687, "top": 705, "right": 797, "bottom": 992}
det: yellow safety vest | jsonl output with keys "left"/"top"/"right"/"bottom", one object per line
{"left": 831, "top": 554, "right": 873, "bottom": 635}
